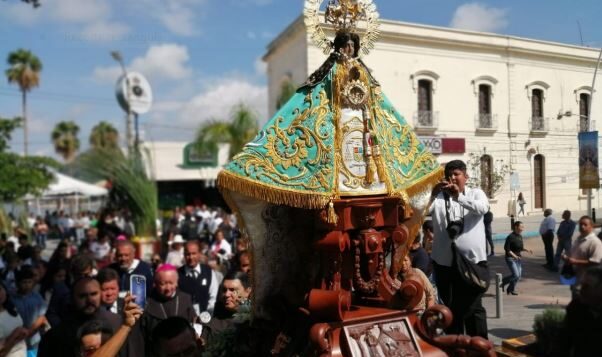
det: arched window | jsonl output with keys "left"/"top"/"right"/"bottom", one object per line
{"left": 480, "top": 155, "right": 493, "bottom": 198}
{"left": 478, "top": 84, "right": 493, "bottom": 128}
{"left": 417, "top": 79, "right": 433, "bottom": 126}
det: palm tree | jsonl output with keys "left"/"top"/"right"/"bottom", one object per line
{"left": 51, "top": 121, "right": 80, "bottom": 163}
{"left": 195, "top": 103, "right": 259, "bottom": 159}
{"left": 5, "top": 49, "right": 42, "bottom": 156}
{"left": 89, "top": 121, "right": 119, "bottom": 150}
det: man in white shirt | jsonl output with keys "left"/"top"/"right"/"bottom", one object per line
{"left": 429, "top": 160, "right": 489, "bottom": 339}
{"left": 539, "top": 208, "right": 557, "bottom": 271}
{"left": 562, "top": 216, "right": 602, "bottom": 297}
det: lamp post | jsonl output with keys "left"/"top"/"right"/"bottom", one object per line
{"left": 587, "top": 47, "right": 602, "bottom": 217}
{"left": 110, "top": 51, "right": 134, "bottom": 154}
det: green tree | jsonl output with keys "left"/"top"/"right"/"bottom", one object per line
{"left": 5, "top": 49, "right": 42, "bottom": 156}
{"left": 0, "top": 117, "right": 57, "bottom": 202}
{"left": 276, "top": 78, "right": 296, "bottom": 110}
{"left": 89, "top": 121, "right": 119, "bottom": 150}
{"left": 0, "top": 116, "right": 22, "bottom": 152}
{"left": 195, "top": 103, "right": 259, "bottom": 159}
{"left": 51, "top": 120, "right": 80, "bottom": 163}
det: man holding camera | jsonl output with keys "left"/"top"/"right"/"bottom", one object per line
{"left": 429, "top": 160, "right": 490, "bottom": 339}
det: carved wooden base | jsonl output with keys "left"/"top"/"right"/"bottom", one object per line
{"left": 309, "top": 305, "right": 496, "bottom": 357}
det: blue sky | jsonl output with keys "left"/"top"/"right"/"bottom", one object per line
{"left": 1, "top": 0, "right": 601, "bottom": 159}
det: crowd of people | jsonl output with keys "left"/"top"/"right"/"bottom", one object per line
{"left": 1, "top": 161, "right": 601, "bottom": 356}
{"left": 0, "top": 204, "right": 251, "bottom": 357}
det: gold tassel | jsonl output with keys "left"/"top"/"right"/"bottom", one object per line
{"left": 365, "top": 155, "right": 376, "bottom": 185}
{"left": 327, "top": 201, "right": 338, "bottom": 225}
{"left": 373, "top": 145, "right": 386, "bottom": 183}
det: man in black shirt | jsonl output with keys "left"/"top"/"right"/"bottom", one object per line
{"left": 500, "top": 221, "right": 532, "bottom": 295}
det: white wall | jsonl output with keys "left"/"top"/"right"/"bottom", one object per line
{"left": 265, "top": 18, "right": 602, "bottom": 217}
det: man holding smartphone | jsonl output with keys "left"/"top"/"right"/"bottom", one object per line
{"left": 429, "top": 160, "right": 490, "bottom": 339}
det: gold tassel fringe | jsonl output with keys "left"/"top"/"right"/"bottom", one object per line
{"left": 375, "top": 154, "right": 386, "bottom": 183}
{"left": 365, "top": 156, "right": 376, "bottom": 185}
{"left": 217, "top": 170, "right": 331, "bottom": 210}
{"left": 402, "top": 166, "right": 444, "bottom": 199}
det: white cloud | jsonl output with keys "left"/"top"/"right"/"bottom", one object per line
{"left": 450, "top": 3, "right": 508, "bottom": 33}
{"left": 0, "top": 0, "right": 130, "bottom": 41}
{"left": 254, "top": 57, "right": 267, "bottom": 76}
{"left": 1, "top": 3, "right": 42, "bottom": 25}
{"left": 93, "top": 43, "right": 193, "bottom": 83}
{"left": 81, "top": 21, "right": 130, "bottom": 43}
{"left": 51, "top": 0, "right": 110, "bottom": 23}
{"left": 129, "top": 0, "right": 205, "bottom": 37}
{"left": 180, "top": 79, "right": 268, "bottom": 124}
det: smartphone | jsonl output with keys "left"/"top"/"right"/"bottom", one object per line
{"left": 130, "top": 274, "right": 147, "bottom": 308}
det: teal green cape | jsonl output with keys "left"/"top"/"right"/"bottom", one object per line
{"left": 218, "top": 63, "right": 442, "bottom": 210}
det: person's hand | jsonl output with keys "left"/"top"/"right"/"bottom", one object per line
{"left": 445, "top": 182, "right": 461, "bottom": 199}
{"left": 561, "top": 254, "right": 570, "bottom": 262}
{"left": 431, "top": 181, "right": 448, "bottom": 198}
{"left": 123, "top": 293, "right": 143, "bottom": 328}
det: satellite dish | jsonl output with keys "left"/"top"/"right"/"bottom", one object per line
{"left": 115, "top": 72, "right": 153, "bottom": 115}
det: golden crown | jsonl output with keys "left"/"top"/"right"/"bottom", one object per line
{"left": 304, "top": 0, "right": 381, "bottom": 55}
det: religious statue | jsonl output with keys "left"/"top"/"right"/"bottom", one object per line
{"left": 216, "top": 1, "right": 496, "bottom": 356}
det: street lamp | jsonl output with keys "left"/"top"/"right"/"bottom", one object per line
{"left": 110, "top": 50, "right": 134, "bottom": 153}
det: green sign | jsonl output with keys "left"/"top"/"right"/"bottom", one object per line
{"left": 182, "top": 143, "right": 217, "bottom": 168}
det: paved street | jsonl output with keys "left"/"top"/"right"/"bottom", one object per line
{"left": 484, "top": 237, "right": 571, "bottom": 345}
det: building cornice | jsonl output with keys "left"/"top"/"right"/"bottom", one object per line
{"left": 264, "top": 15, "right": 601, "bottom": 65}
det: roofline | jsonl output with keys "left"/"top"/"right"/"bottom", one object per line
{"left": 264, "top": 14, "right": 601, "bottom": 62}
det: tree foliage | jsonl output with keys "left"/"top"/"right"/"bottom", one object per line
{"left": 0, "top": 117, "right": 57, "bottom": 202}
{"left": 466, "top": 152, "right": 510, "bottom": 198}
{"left": 194, "top": 103, "right": 259, "bottom": 159}
{"left": 52, "top": 120, "right": 80, "bottom": 163}
{"left": 89, "top": 121, "right": 119, "bottom": 151}
{"left": 5, "top": 49, "right": 42, "bottom": 93}
{"left": 0, "top": 117, "right": 22, "bottom": 152}
{"left": 79, "top": 149, "right": 157, "bottom": 237}
{"left": 0, "top": 152, "right": 57, "bottom": 202}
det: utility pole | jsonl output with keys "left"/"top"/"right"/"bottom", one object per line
{"left": 111, "top": 51, "right": 134, "bottom": 154}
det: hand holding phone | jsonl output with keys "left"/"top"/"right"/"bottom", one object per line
{"left": 129, "top": 274, "right": 147, "bottom": 309}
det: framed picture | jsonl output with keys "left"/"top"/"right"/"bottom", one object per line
{"left": 343, "top": 316, "right": 422, "bottom": 357}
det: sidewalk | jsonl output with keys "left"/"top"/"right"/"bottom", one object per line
{"left": 483, "top": 237, "right": 571, "bottom": 345}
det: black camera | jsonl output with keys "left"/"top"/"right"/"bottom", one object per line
{"left": 446, "top": 220, "right": 464, "bottom": 239}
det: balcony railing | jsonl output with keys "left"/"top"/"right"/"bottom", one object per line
{"left": 529, "top": 116, "right": 549, "bottom": 134}
{"left": 475, "top": 113, "right": 498, "bottom": 132}
{"left": 413, "top": 110, "right": 439, "bottom": 130}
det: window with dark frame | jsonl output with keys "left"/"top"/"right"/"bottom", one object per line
{"left": 531, "top": 89, "right": 544, "bottom": 130}
{"left": 478, "top": 84, "right": 492, "bottom": 128}
{"left": 417, "top": 79, "right": 433, "bottom": 126}
{"left": 579, "top": 93, "right": 590, "bottom": 132}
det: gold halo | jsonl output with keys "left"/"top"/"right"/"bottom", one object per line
{"left": 304, "top": 0, "right": 381, "bottom": 56}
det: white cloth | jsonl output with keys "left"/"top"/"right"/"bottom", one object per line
{"left": 430, "top": 187, "right": 490, "bottom": 266}
{"left": 90, "top": 241, "right": 111, "bottom": 260}
{"left": 185, "top": 264, "right": 219, "bottom": 314}
{"left": 539, "top": 216, "right": 556, "bottom": 235}
{"left": 165, "top": 250, "right": 184, "bottom": 268}
{"left": 127, "top": 259, "right": 141, "bottom": 274}
{"left": 0, "top": 310, "right": 27, "bottom": 357}
{"left": 210, "top": 239, "right": 232, "bottom": 257}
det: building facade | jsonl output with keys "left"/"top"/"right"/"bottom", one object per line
{"left": 263, "top": 16, "right": 602, "bottom": 217}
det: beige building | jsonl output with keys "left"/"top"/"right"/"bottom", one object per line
{"left": 263, "top": 16, "right": 602, "bottom": 217}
